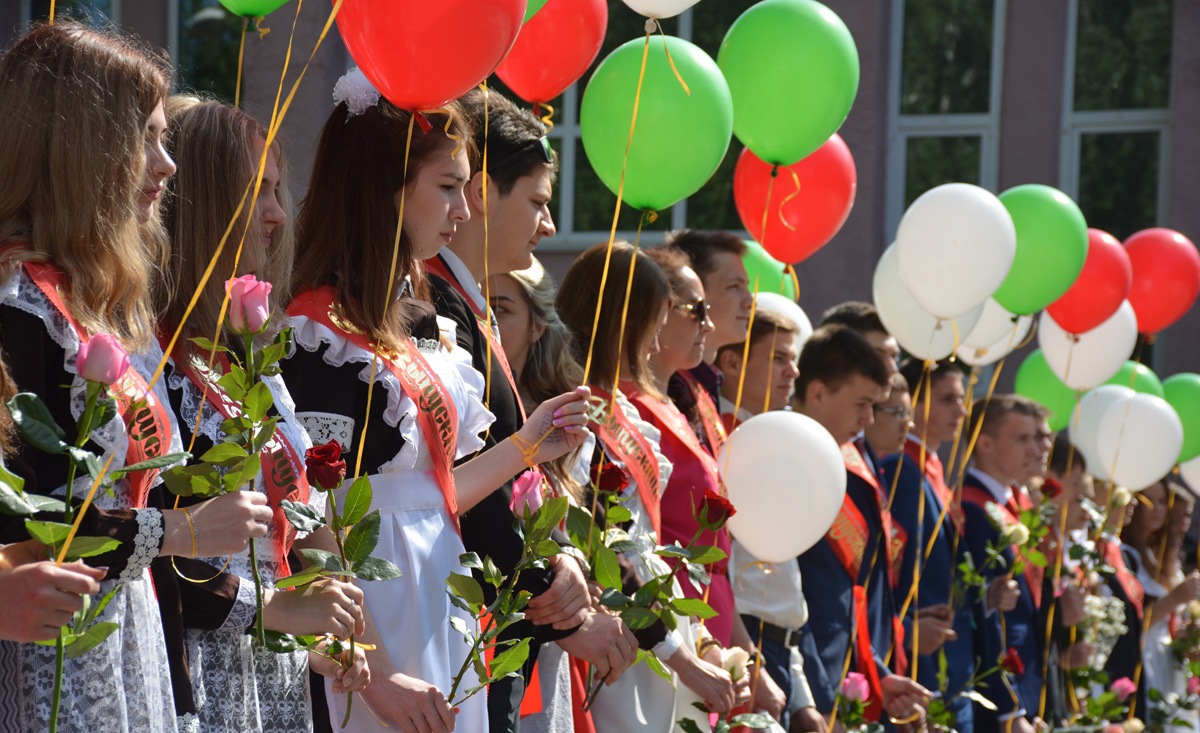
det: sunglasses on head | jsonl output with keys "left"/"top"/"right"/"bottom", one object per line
{"left": 673, "top": 298, "right": 708, "bottom": 323}
{"left": 491, "top": 136, "right": 554, "bottom": 170}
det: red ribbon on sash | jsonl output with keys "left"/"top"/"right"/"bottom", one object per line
{"left": 19, "top": 259, "right": 172, "bottom": 509}
{"left": 841, "top": 444, "right": 907, "bottom": 587}
{"left": 587, "top": 385, "right": 662, "bottom": 539}
{"left": 167, "top": 345, "right": 311, "bottom": 577}
{"left": 287, "top": 286, "right": 461, "bottom": 531}
{"left": 854, "top": 584, "right": 886, "bottom": 721}
{"left": 677, "top": 370, "right": 726, "bottom": 457}
{"left": 424, "top": 256, "right": 527, "bottom": 421}
{"left": 903, "top": 437, "right": 964, "bottom": 535}
{"left": 961, "top": 485, "right": 1044, "bottom": 609}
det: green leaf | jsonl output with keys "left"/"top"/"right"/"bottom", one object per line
{"left": 340, "top": 476, "right": 372, "bottom": 527}
{"left": 459, "top": 552, "right": 483, "bottom": 571}
{"left": 593, "top": 545, "right": 621, "bottom": 590}
{"left": 655, "top": 544, "right": 692, "bottom": 560}
{"left": 608, "top": 539, "right": 638, "bottom": 554}
{"left": 686, "top": 545, "right": 727, "bottom": 566}
{"left": 200, "top": 442, "right": 249, "bottom": 465}
{"left": 606, "top": 503, "right": 632, "bottom": 524}
{"left": 488, "top": 637, "right": 530, "bottom": 679}
{"left": 677, "top": 718, "right": 706, "bottom": 733}
{"left": 161, "top": 464, "right": 223, "bottom": 498}
{"left": 529, "top": 496, "right": 569, "bottom": 542}
{"left": 25, "top": 494, "right": 66, "bottom": 513}
{"left": 534, "top": 540, "right": 560, "bottom": 558}
{"left": 82, "top": 583, "right": 120, "bottom": 627}
{"left": 66, "top": 446, "right": 103, "bottom": 481}
{"left": 344, "top": 510, "right": 381, "bottom": 564}
{"left": 24, "top": 519, "right": 71, "bottom": 547}
{"left": 87, "top": 394, "right": 118, "bottom": 435}
{"left": 298, "top": 548, "right": 344, "bottom": 573}
{"left": 262, "top": 630, "right": 301, "bottom": 653}
{"left": 65, "top": 621, "right": 119, "bottom": 658}
{"left": 63, "top": 536, "right": 120, "bottom": 561}
{"left": 447, "top": 572, "right": 485, "bottom": 610}
{"left": 598, "top": 588, "right": 632, "bottom": 609}
{"left": 7, "top": 393, "right": 68, "bottom": 454}
{"left": 274, "top": 564, "right": 325, "bottom": 589}
{"left": 258, "top": 341, "right": 289, "bottom": 371}
{"left": 0, "top": 483, "right": 38, "bottom": 516}
{"left": 1026, "top": 549, "right": 1047, "bottom": 568}
{"left": 621, "top": 606, "right": 658, "bottom": 630}
{"left": 482, "top": 556, "right": 505, "bottom": 588}
{"left": 672, "top": 597, "right": 718, "bottom": 619}
{"left": 222, "top": 454, "right": 262, "bottom": 494}
{"left": 281, "top": 500, "right": 326, "bottom": 534}
{"left": 354, "top": 556, "right": 403, "bottom": 581}
{"left": 728, "top": 712, "right": 774, "bottom": 729}
{"left": 189, "top": 336, "right": 232, "bottom": 356}
{"left": 243, "top": 382, "right": 274, "bottom": 423}
{"left": 685, "top": 561, "right": 711, "bottom": 589}
{"left": 0, "top": 463, "right": 25, "bottom": 494}
{"left": 217, "top": 366, "right": 249, "bottom": 402}
{"left": 565, "top": 505, "right": 593, "bottom": 546}
{"left": 639, "top": 648, "right": 672, "bottom": 684}
{"left": 110, "top": 451, "right": 190, "bottom": 477}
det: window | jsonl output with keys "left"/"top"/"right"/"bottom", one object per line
{"left": 170, "top": 0, "right": 242, "bottom": 101}
{"left": 1060, "top": 0, "right": 1172, "bottom": 240}
{"left": 25, "top": 0, "right": 115, "bottom": 24}
{"left": 886, "top": 0, "right": 1005, "bottom": 235}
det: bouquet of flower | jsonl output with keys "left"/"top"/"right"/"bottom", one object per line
{"left": 1170, "top": 601, "right": 1200, "bottom": 664}
{"left": 1081, "top": 594, "right": 1130, "bottom": 669}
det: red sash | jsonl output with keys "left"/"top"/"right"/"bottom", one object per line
{"left": 903, "top": 438, "right": 964, "bottom": 535}
{"left": 1099, "top": 539, "right": 1144, "bottom": 619}
{"left": 961, "top": 485, "right": 1044, "bottom": 609}
{"left": 424, "top": 256, "right": 527, "bottom": 421}
{"left": 287, "top": 287, "right": 461, "bottom": 530}
{"left": 853, "top": 584, "right": 886, "bottom": 721}
{"left": 677, "top": 370, "right": 726, "bottom": 457}
{"left": 587, "top": 385, "right": 662, "bottom": 539}
{"left": 19, "top": 259, "right": 172, "bottom": 509}
{"left": 167, "top": 345, "right": 311, "bottom": 577}
{"left": 625, "top": 386, "right": 721, "bottom": 495}
{"left": 841, "top": 444, "right": 907, "bottom": 586}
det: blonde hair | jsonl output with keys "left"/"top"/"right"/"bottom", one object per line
{"left": 0, "top": 22, "right": 171, "bottom": 349}
{"left": 159, "top": 95, "right": 295, "bottom": 345}
{"left": 501, "top": 259, "right": 585, "bottom": 500}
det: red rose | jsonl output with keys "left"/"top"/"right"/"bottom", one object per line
{"left": 698, "top": 489, "right": 737, "bottom": 531}
{"left": 592, "top": 461, "right": 629, "bottom": 495}
{"left": 305, "top": 440, "right": 347, "bottom": 490}
{"left": 1000, "top": 647, "right": 1025, "bottom": 677}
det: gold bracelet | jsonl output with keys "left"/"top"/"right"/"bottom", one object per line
{"left": 180, "top": 507, "right": 198, "bottom": 558}
{"left": 509, "top": 433, "right": 541, "bottom": 470}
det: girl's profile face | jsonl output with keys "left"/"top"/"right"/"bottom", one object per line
{"left": 244, "top": 137, "right": 286, "bottom": 276}
{"left": 138, "top": 100, "right": 176, "bottom": 223}
{"left": 398, "top": 141, "right": 471, "bottom": 262}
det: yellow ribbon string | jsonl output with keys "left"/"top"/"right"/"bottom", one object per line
{"left": 608, "top": 211, "right": 656, "bottom": 401}
{"left": 728, "top": 278, "right": 760, "bottom": 443}
{"left": 353, "top": 115, "right": 415, "bottom": 481}
{"left": 907, "top": 364, "right": 934, "bottom": 681}
{"left": 235, "top": 18, "right": 248, "bottom": 108}
{"left": 760, "top": 325, "right": 782, "bottom": 416}
{"left": 438, "top": 107, "right": 466, "bottom": 162}
{"left": 57, "top": 0, "right": 347, "bottom": 566}
{"left": 654, "top": 19, "right": 690, "bottom": 95}
{"left": 254, "top": 15, "right": 271, "bottom": 39}
{"left": 48, "top": 0, "right": 55, "bottom": 22}
{"left": 581, "top": 28, "right": 652, "bottom": 387}
{"left": 786, "top": 263, "right": 800, "bottom": 301}
{"left": 1129, "top": 488, "right": 1176, "bottom": 721}
{"left": 481, "top": 82, "right": 494, "bottom": 414}
{"left": 778, "top": 167, "right": 803, "bottom": 232}
{"left": 758, "top": 166, "right": 779, "bottom": 253}
{"left": 534, "top": 102, "right": 555, "bottom": 134}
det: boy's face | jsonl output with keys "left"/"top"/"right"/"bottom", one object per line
{"left": 802, "top": 374, "right": 890, "bottom": 445}
{"left": 701, "top": 251, "right": 753, "bottom": 351}
{"left": 481, "top": 165, "right": 556, "bottom": 275}
{"left": 719, "top": 329, "right": 799, "bottom": 415}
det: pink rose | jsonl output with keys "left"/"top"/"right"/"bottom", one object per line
{"left": 1189, "top": 676, "right": 1200, "bottom": 696}
{"left": 842, "top": 671, "right": 870, "bottom": 702}
{"left": 510, "top": 468, "right": 545, "bottom": 517}
{"left": 76, "top": 333, "right": 130, "bottom": 386}
{"left": 1112, "top": 676, "right": 1137, "bottom": 701}
{"left": 225, "top": 275, "right": 272, "bottom": 334}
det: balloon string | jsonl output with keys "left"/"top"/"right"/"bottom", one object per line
{"left": 608, "top": 210, "right": 655, "bottom": 403}
{"left": 235, "top": 17, "right": 248, "bottom": 108}
{"left": 353, "top": 114, "right": 415, "bottom": 481}
{"left": 581, "top": 28, "right": 652, "bottom": 387}
{"left": 254, "top": 15, "right": 272, "bottom": 38}
{"left": 760, "top": 325, "right": 781, "bottom": 416}
{"left": 481, "top": 82, "right": 493, "bottom": 415}
{"left": 48, "top": 0, "right": 55, "bottom": 23}
{"left": 1038, "top": 435, "right": 1082, "bottom": 720}
{"left": 654, "top": 20, "right": 691, "bottom": 95}
{"left": 57, "top": 0, "right": 344, "bottom": 567}
{"left": 727, "top": 279, "right": 760, "bottom": 436}
{"left": 438, "top": 107, "right": 466, "bottom": 162}
{"left": 536, "top": 102, "right": 555, "bottom": 134}
{"left": 757, "top": 166, "right": 778, "bottom": 253}
{"left": 1129, "top": 488, "right": 1176, "bottom": 721}
{"left": 778, "top": 168, "right": 803, "bottom": 232}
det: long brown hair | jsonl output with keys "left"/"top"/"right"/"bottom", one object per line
{"left": 159, "top": 95, "right": 295, "bottom": 345}
{"left": 0, "top": 21, "right": 171, "bottom": 349}
{"left": 557, "top": 241, "right": 670, "bottom": 398}
{"left": 291, "top": 99, "right": 474, "bottom": 352}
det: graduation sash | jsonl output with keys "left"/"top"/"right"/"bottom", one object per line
{"left": 961, "top": 485, "right": 1044, "bottom": 609}
{"left": 903, "top": 437, "right": 964, "bottom": 535}
{"left": 168, "top": 345, "right": 311, "bottom": 577}
{"left": 587, "top": 385, "right": 662, "bottom": 539}
{"left": 677, "top": 370, "right": 726, "bottom": 457}
{"left": 1099, "top": 538, "right": 1145, "bottom": 619}
{"left": 840, "top": 443, "right": 907, "bottom": 586}
{"left": 18, "top": 256, "right": 171, "bottom": 509}
{"left": 287, "top": 286, "right": 460, "bottom": 530}
{"left": 424, "top": 256, "right": 527, "bottom": 421}
{"left": 626, "top": 386, "right": 721, "bottom": 494}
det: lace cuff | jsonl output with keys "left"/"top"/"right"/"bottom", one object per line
{"left": 118, "top": 508, "right": 164, "bottom": 581}
{"left": 219, "top": 573, "right": 259, "bottom": 634}
{"left": 177, "top": 713, "right": 200, "bottom": 733}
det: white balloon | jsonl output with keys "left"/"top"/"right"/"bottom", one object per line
{"left": 874, "top": 244, "right": 983, "bottom": 360}
{"left": 719, "top": 411, "right": 845, "bottom": 562}
{"left": 621, "top": 0, "right": 700, "bottom": 19}
{"left": 754, "top": 292, "right": 813, "bottom": 356}
{"left": 1181, "top": 456, "right": 1200, "bottom": 496}
{"left": 1038, "top": 302, "right": 1137, "bottom": 390}
{"left": 1096, "top": 393, "right": 1184, "bottom": 491}
{"left": 955, "top": 314, "right": 1033, "bottom": 367}
{"left": 1069, "top": 385, "right": 1135, "bottom": 482}
{"left": 895, "top": 183, "right": 1016, "bottom": 319}
{"left": 963, "top": 299, "right": 1024, "bottom": 349}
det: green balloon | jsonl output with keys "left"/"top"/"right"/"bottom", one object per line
{"left": 1015, "top": 349, "right": 1079, "bottom": 431}
{"left": 524, "top": 0, "right": 548, "bottom": 22}
{"left": 581, "top": 36, "right": 732, "bottom": 212}
{"left": 718, "top": 0, "right": 859, "bottom": 166}
{"left": 993, "top": 185, "right": 1088, "bottom": 315}
{"left": 742, "top": 240, "right": 796, "bottom": 299}
{"left": 1105, "top": 361, "right": 1165, "bottom": 397}
{"left": 218, "top": 0, "right": 288, "bottom": 16}
{"left": 1164, "top": 373, "right": 1200, "bottom": 462}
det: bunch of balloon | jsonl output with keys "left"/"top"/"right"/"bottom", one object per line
{"left": 1014, "top": 350, "right": 1078, "bottom": 432}
{"left": 336, "top": 0, "right": 527, "bottom": 111}
{"left": 1163, "top": 373, "right": 1200, "bottom": 464}
{"left": 992, "top": 185, "right": 1089, "bottom": 316}
{"left": 496, "top": 0, "right": 608, "bottom": 112}
{"left": 956, "top": 299, "right": 1034, "bottom": 368}
{"left": 1045, "top": 229, "right": 1132, "bottom": 335}
{"left": 1037, "top": 301, "right": 1138, "bottom": 391}
{"left": 742, "top": 240, "right": 798, "bottom": 300}
{"left": 1124, "top": 228, "right": 1200, "bottom": 336}
{"left": 873, "top": 243, "right": 983, "bottom": 362}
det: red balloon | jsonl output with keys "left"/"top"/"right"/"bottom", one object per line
{"left": 336, "top": 0, "right": 525, "bottom": 111}
{"left": 1125, "top": 228, "right": 1200, "bottom": 334}
{"left": 496, "top": 0, "right": 608, "bottom": 104}
{"left": 733, "top": 135, "right": 856, "bottom": 264}
{"left": 1045, "top": 228, "right": 1132, "bottom": 334}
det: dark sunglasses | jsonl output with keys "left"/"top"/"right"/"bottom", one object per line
{"left": 673, "top": 298, "right": 708, "bottom": 323}
{"left": 491, "top": 136, "right": 554, "bottom": 170}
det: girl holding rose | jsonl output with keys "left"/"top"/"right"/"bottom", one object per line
{"left": 157, "top": 95, "right": 368, "bottom": 732}
{"left": 0, "top": 22, "right": 274, "bottom": 732}
{"left": 280, "top": 70, "right": 590, "bottom": 733}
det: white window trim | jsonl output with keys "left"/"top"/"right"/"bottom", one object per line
{"left": 885, "top": 0, "right": 1007, "bottom": 240}
{"left": 1057, "top": 0, "right": 1172, "bottom": 225}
